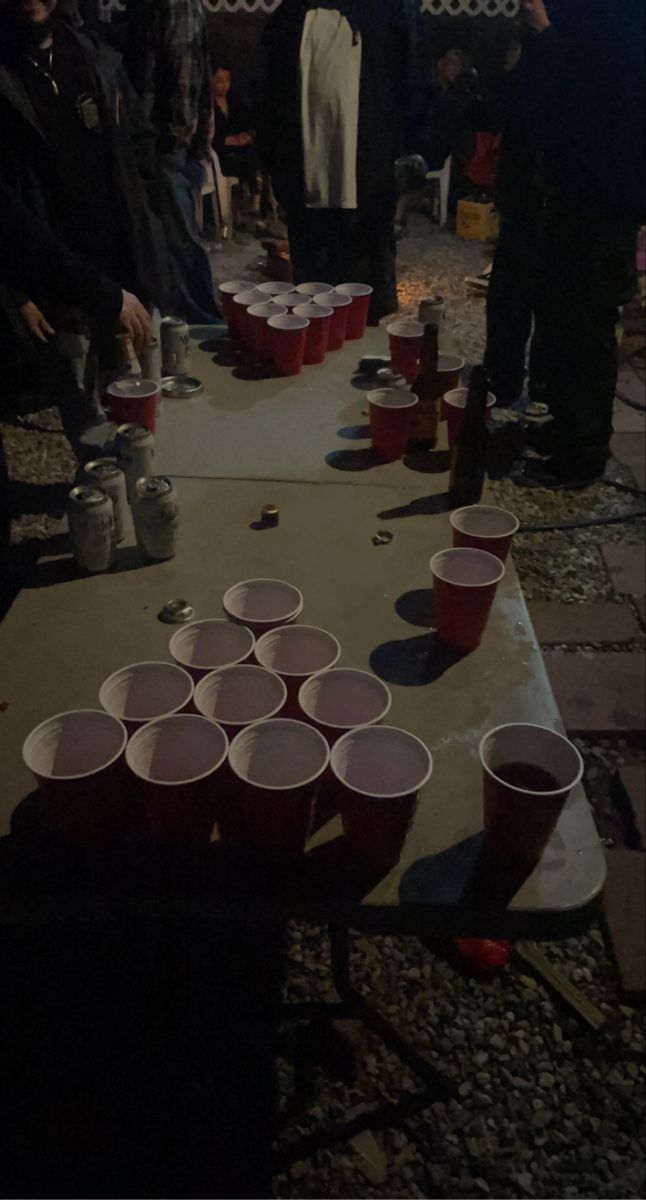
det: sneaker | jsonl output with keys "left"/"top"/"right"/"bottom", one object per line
{"left": 464, "top": 264, "right": 493, "bottom": 291}
{"left": 511, "top": 455, "right": 607, "bottom": 491}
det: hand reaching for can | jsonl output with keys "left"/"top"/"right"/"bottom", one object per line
{"left": 20, "top": 300, "right": 55, "bottom": 343}
{"left": 119, "top": 290, "right": 152, "bottom": 353}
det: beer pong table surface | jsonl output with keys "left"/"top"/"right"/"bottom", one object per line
{"left": 0, "top": 467, "right": 605, "bottom": 937}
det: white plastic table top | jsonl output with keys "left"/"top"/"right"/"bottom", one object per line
{"left": 0, "top": 474, "right": 605, "bottom": 936}
{"left": 155, "top": 326, "right": 449, "bottom": 488}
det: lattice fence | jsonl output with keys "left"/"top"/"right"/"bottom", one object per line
{"left": 97, "top": 0, "right": 519, "bottom": 16}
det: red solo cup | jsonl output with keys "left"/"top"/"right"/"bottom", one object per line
{"left": 219, "top": 279, "right": 253, "bottom": 331}
{"left": 274, "top": 293, "right": 305, "bottom": 311}
{"left": 256, "top": 281, "right": 295, "bottom": 298}
{"left": 316, "top": 292, "right": 352, "bottom": 350}
{"left": 298, "top": 668, "right": 392, "bottom": 746}
{"left": 387, "top": 320, "right": 424, "bottom": 383}
{"left": 126, "top": 713, "right": 229, "bottom": 843}
{"left": 437, "top": 354, "right": 466, "bottom": 401}
{"left": 293, "top": 302, "right": 333, "bottom": 365}
{"left": 443, "top": 387, "right": 496, "bottom": 445}
{"left": 267, "top": 314, "right": 309, "bottom": 376}
{"left": 368, "top": 387, "right": 419, "bottom": 462}
{"left": 430, "top": 548, "right": 505, "bottom": 655}
{"left": 331, "top": 725, "right": 433, "bottom": 873}
{"left": 105, "top": 379, "right": 158, "bottom": 434}
{"left": 22, "top": 709, "right": 128, "bottom": 847}
{"left": 255, "top": 625, "right": 341, "bottom": 710}
{"left": 99, "top": 661, "right": 194, "bottom": 735}
{"left": 194, "top": 664, "right": 287, "bottom": 738}
{"left": 233, "top": 289, "right": 267, "bottom": 348}
{"left": 169, "top": 619, "right": 255, "bottom": 683}
{"left": 247, "top": 301, "right": 287, "bottom": 359}
{"left": 229, "top": 718, "right": 330, "bottom": 854}
{"left": 223, "top": 578, "right": 303, "bottom": 637}
{"left": 296, "top": 282, "right": 334, "bottom": 298}
{"left": 336, "top": 283, "right": 374, "bottom": 339}
{"left": 480, "top": 723, "right": 584, "bottom": 871}
{"left": 451, "top": 505, "right": 519, "bottom": 563}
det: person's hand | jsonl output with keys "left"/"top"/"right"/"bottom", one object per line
{"left": 118, "top": 291, "right": 151, "bottom": 353}
{"left": 523, "top": 0, "right": 550, "bottom": 32}
{"left": 20, "top": 300, "right": 55, "bottom": 342}
{"left": 239, "top": 132, "right": 254, "bottom": 146}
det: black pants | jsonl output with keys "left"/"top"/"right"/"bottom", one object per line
{"left": 0, "top": 432, "right": 9, "bottom": 553}
{"left": 532, "top": 204, "right": 636, "bottom": 465}
{"left": 284, "top": 185, "right": 398, "bottom": 321}
{"left": 485, "top": 215, "right": 538, "bottom": 406}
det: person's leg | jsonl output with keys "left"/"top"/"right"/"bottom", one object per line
{"left": 485, "top": 218, "right": 535, "bottom": 407}
{"left": 158, "top": 152, "right": 220, "bottom": 324}
{"left": 350, "top": 176, "right": 399, "bottom": 321}
{"left": 284, "top": 204, "right": 339, "bottom": 285}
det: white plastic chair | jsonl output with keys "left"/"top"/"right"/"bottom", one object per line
{"left": 212, "top": 149, "right": 239, "bottom": 240}
{"left": 426, "top": 154, "right": 452, "bottom": 228}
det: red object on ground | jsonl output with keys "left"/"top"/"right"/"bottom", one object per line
{"left": 388, "top": 320, "right": 423, "bottom": 383}
{"left": 105, "top": 380, "right": 158, "bottom": 434}
{"left": 455, "top": 938, "right": 511, "bottom": 971}
{"left": 466, "top": 132, "right": 501, "bottom": 189}
{"left": 430, "top": 548, "right": 504, "bottom": 655}
{"left": 336, "top": 283, "right": 373, "bottom": 339}
{"left": 318, "top": 292, "right": 352, "bottom": 350}
{"left": 268, "top": 314, "right": 309, "bottom": 376}
{"left": 368, "top": 387, "right": 418, "bottom": 462}
{"left": 294, "top": 302, "right": 333, "bottom": 365}
{"left": 451, "top": 504, "right": 519, "bottom": 563}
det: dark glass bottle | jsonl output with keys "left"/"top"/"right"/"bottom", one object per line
{"left": 408, "top": 322, "right": 440, "bottom": 450}
{"left": 448, "top": 364, "right": 489, "bottom": 508}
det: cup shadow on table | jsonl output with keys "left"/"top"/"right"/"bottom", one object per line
{"left": 403, "top": 450, "right": 451, "bottom": 475}
{"left": 395, "top": 588, "right": 436, "bottom": 629}
{"left": 336, "top": 424, "right": 371, "bottom": 441}
{"left": 377, "top": 493, "right": 452, "bottom": 520}
{"left": 370, "top": 629, "right": 463, "bottom": 687}
{"left": 399, "top": 832, "right": 536, "bottom": 916}
{"left": 326, "top": 447, "right": 380, "bottom": 472}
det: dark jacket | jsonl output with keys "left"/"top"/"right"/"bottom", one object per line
{"left": 259, "top": 0, "right": 422, "bottom": 207}
{"left": 0, "top": 26, "right": 170, "bottom": 308}
{"left": 0, "top": 181, "right": 122, "bottom": 323}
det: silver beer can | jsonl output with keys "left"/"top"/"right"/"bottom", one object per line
{"left": 161, "top": 317, "right": 191, "bottom": 376}
{"left": 132, "top": 476, "right": 179, "bottom": 560}
{"left": 67, "top": 486, "right": 115, "bottom": 573}
{"left": 83, "top": 458, "right": 128, "bottom": 544}
{"left": 140, "top": 336, "right": 162, "bottom": 386}
{"left": 417, "top": 295, "right": 445, "bottom": 328}
{"left": 115, "top": 423, "right": 155, "bottom": 504}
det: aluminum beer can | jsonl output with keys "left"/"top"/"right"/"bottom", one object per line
{"left": 140, "top": 336, "right": 162, "bottom": 386}
{"left": 83, "top": 458, "right": 128, "bottom": 544}
{"left": 111, "top": 332, "right": 142, "bottom": 378}
{"left": 67, "top": 485, "right": 115, "bottom": 573}
{"left": 115, "top": 423, "right": 155, "bottom": 504}
{"left": 132, "top": 476, "right": 178, "bottom": 560}
{"left": 161, "top": 317, "right": 191, "bottom": 376}
{"left": 417, "top": 295, "right": 445, "bottom": 328}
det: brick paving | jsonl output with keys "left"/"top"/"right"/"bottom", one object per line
{"left": 601, "top": 542, "right": 646, "bottom": 597}
{"left": 528, "top": 599, "right": 641, "bottom": 644}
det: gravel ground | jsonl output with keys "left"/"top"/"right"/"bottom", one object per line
{"left": 2, "top": 217, "right": 645, "bottom": 1200}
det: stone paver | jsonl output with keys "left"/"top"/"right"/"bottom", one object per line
{"left": 619, "top": 765, "right": 646, "bottom": 847}
{"left": 601, "top": 543, "right": 646, "bottom": 597}
{"left": 636, "top": 597, "right": 646, "bottom": 627}
{"left": 528, "top": 600, "right": 640, "bottom": 645}
{"left": 613, "top": 372, "right": 646, "bottom": 433}
{"left": 611, "top": 432, "right": 646, "bottom": 490}
{"left": 603, "top": 849, "right": 646, "bottom": 997}
{"left": 545, "top": 651, "right": 646, "bottom": 732}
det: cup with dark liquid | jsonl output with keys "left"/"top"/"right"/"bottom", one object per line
{"left": 480, "top": 723, "right": 584, "bottom": 871}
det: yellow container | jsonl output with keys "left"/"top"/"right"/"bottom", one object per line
{"left": 456, "top": 199, "right": 500, "bottom": 241}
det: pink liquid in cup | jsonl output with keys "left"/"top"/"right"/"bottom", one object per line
{"left": 169, "top": 620, "right": 255, "bottom": 682}
{"left": 480, "top": 723, "right": 584, "bottom": 872}
{"left": 255, "top": 625, "right": 341, "bottom": 713}
{"left": 219, "top": 279, "right": 253, "bottom": 331}
{"left": 247, "top": 302, "right": 287, "bottom": 359}
{"left": 257, "top": 281, "right": 296, "bottom": 298}
{"left": 105, "top": 379, "right": 158, "bottom": 435}
{"left": 331, "top": 725, "right": 433, "bottom": 874}
{"left": 368, "top": 387, "right": 419, "bottom": 462}
{"left": 387, "top": 320, "right": 424, "bottom": 383}
{"left": 296, "top": 282, "right": 334, "bottom": 298}
{"left": 293, "top": 302, "right": 333, "bottom": 365}
{"left": 298, "top": 668, "right": 392, "bottom": 746}
{"left": 223, "top": 578, "right": 304, "bottom": 637}
{"left": 437, "top": 354, "right": 465, "bottom": 400}
{"left": 451, "top": 505, "right": 519, "bottom": 563}
{"left": 336, "top": 283, "right": 374, "bottom": 340}
{"left": 22, "top": 709, "right": 128, "bottom": 847}
{"left": 194, "top": 664, "right": 287, "bottom": 738}
{"left": 430, "top": 548, "right": 505, "bottom": 655}
{"left": 443, "top": 387, "right": 496, "bottom": 445}
{"left": 233, "top": 289, "right": 267, "bottom": 348}
{"left": 267, "top": 313, "right": 309, "bottom": 376}
{"left": 315, "top": 292, "right": 351, "bottom": 350}
{"left": 229, "top": 718, "right": 330, "bottom": 854}
{"left": 99, "top": 661, "right": 194, "bottom": 735}
{"left": 126, "top": 713, "right": 229, "bottom": 843}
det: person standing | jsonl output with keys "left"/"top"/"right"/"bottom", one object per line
{"left": 513, "top": 0, "right": 645, "bottom": 489}
{"left": 123, "top": 0, "right": 220, "bottom": 325}
{"left": 259, "top": 0, "right": 421, "bottom": 323}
